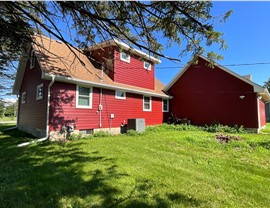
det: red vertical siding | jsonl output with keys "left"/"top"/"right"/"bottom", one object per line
{"left": 114, "top": 49, "right": 155, "bottom": 90}
{"left": 259, "top": 99, "right": 266, "bottom": 127}
{"left": 18, "top": 52, "right": 49, "bottom": 130}
{"left": 168, "top": 57, "right": 259, "bottom": 128}
{"left": 49, "top": 82, "right": 163, "bottom": 131}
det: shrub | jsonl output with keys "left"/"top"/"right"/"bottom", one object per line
{"left": 93, "top": 131, "right": 112, "bottom": 137}
{"left": 204, "top": 124, "right": 246, "bottom": 133}
{"left": 68, "top": 133, "right": 84, "bottom": 140}
{"left": 126, "top": 129, "right": 143, "bottom": 136}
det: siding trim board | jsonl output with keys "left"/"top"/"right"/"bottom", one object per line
{"left": 42, "top": 72, "right": 171, "bottom": 99}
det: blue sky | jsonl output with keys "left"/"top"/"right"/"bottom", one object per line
{"left": 156, "top": 1, "right": 270, "bottom": 86}
{"left": 5, "top": 2, "right": 270, "bottom": 103}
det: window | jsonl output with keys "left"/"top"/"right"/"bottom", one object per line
{"left": 30, "top": 50, "right": 35, "bottom": 69}
{"left": 36, "top": 84, "right": 44, "bottom": 100}
{"left": 21, "top": 92, "right": 26, "bottom": 104}
{"left": 76, "top": 85, "right": 92, "bottom": 108}
{"left": 79, "top": 129, "right": 93, "bottom": 135}
{"left": 120, "top": 52, "right": 130, "bottom": 63}
{"left": 162, "top": 99, "right": 169, "bottom": 112}
{"left": 115, "top": 91, "right": 126, "bottom": 99}
{"left": 143, "top": 96, "right": 152, "bottom": 111}
{"left": 144, "top": 61, "right": 151, "bottom": 70}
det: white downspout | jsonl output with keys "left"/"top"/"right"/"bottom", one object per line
{"left": 99, "top": 88, "right": 102, "bottom": 128}
{"left": 18, "top": 75, "right": 55, "bottom": 147}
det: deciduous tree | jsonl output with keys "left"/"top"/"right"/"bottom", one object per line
{"left": 0, "top": 1, "right": 232, "bottom": 97}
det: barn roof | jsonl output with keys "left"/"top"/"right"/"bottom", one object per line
{"left": 164, "top": 55, "right": 270, "bottom": 102}
{"left": 13, "top": 35, "right": 169, "bottom": 98}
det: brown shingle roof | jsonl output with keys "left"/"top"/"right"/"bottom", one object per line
{"left": 33, "top": 35, "right": 168, "bottom": 97}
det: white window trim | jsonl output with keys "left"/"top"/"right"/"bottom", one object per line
{"left": 36, "top": 83, "right": 44, "bottom": 100}
{"left": 30, "top": 50, "right": 35, "bottom": 69}
{"left": 162, "top": 99, "right": 169, "bottom": 112}
{"left": 76, "top": 85, "right": 93, "bottom": 109}
{"left": 143, "top": 96, "right": 152, "bottom": 112}
{"left": 144, "top": 61, "right": 151, "bottom": 70}
{"left": 120, "top": 52, "right": 130, "bottom": 63}
{"left": 115, "top": 91, "right": 126, "bottom": 100}
{"left": 21, "top": 92, "right": 26, "bottom": 104}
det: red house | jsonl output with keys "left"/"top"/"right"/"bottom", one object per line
{"left": 164, "top": 55, "right": 270, "bottom": 132}
{"left": 13, "top": 35, "right": 269, "bottom": 138}
{"left": 13, "top": 35, "right": 170, "bottom": 138}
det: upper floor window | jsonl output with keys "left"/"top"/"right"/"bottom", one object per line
{"left": 162, "top": 99, "right": 169, "bottom": 112}
{"left": 144, "top": 61, "right": 151, "bottom": 70}
{"left": 143, "top": 96, "right": 152, "bottom": 111}
{"left": 115, "top": 91, "right": 126, "bottom": 99}
{"left": 36, "top": 84, "right": 44, "bottom": 100}
{"left": 21, "top": 92, "right": 26, "bottom": 104}
{"left": 76, "top": 85, "right": 92, "bottom": 108}
{"left": 30, "top": 50, "right": 35, "bottom": 69}
{"left": 120, "top": 52, "right": 130, "bottom": 63}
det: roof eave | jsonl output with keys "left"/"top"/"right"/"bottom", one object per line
{"left": 86, "top": 39, "right": 161, "bottom": 64}
{"left": 43, "top": 73, "right": 171, "bottom": 99}
{"left": 13, "top": 45, "right": 31, "bottom": 95}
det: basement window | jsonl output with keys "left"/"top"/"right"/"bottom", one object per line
{"left": 79, "top": 129, "right": 93, "bottom": 135}
{"left": 30, "top": 50, "right": 35, "bottom": 69}
{"left": 162, "top": 99, "right": 169, "bottom": 112}
{"left": 115, "top": 91, "right": 126, "bottom": 99}
{"left": 76, "top": 85, "right": 92, "bottom": 108}
{"left": 36, "top": 84, "right": 44, "bottom": 100}
{"left": 143, "top": 96, "right": 152, "bottom": 111}
{"left": 21, "top": 92, "right": 26, "bottom": 104}
{"left": 144, "top": 61, "right": 151, "bottom": 70}
{"left": 120, "top": 52, "right": 130, "bottom": 63}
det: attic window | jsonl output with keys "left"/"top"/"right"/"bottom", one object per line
{"left": 120, "top": 52, "right": 130, "bottom": 63}
{"left": 144, "top": 61, "right": 151, "bottom": 70}
{"left": 36, "top": 84, "right": 44, "bottom": 100}
{"left": 21, "top": 92, "right": 26, "bottom": 104}
{"left": 30, "top": 50, "right": 35, "bottom": 69}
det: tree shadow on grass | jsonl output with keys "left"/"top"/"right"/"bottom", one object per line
{"left": 0, "top": 127, "right": 205, "bottom": 207}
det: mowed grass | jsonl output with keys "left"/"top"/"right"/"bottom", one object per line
{"left": 0, "top": 124, "right": 269, "bottom": 208}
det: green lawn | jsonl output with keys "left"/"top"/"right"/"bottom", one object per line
{"left": 0, "top": 116, "right": 17, "bottom": 122}
{"left": 0, "top": 124, "right": 269, "bottom": 208}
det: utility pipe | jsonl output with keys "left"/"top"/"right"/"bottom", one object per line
{"left": 99, "top": 88, "right": 102, "bottom": 128}
{"left": 18, "top": 75, "right": 55, "bottom": 147}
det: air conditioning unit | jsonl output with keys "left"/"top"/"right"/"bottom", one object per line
{"left": 127, "top": 118, "right": 145, "bottom": 133}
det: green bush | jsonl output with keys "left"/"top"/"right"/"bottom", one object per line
{"left": 203, "top": 124, "right": 246, "bottom": 133}
{"left": 68, "top": 133, "right": 84, "bottom": 140}
{"left": 145, "top": 123, "right": 246, "bottom": 134}
{"left": 93, "top": 131, "right": 112, "bottom": 137}
{"left": 126, "top": 129, "right": 143, "bottom": 136}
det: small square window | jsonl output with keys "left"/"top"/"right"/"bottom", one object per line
{"left": 21, "top": 92, "right": 26, "bottom": 104}
{"left": 144, "top": 61, "right": 151, "bottom": 70}
{"left": 162, "top": 99, "right": 169, "bottom": 112}
{"left": 120, "top": 52, "right": 130, "bottom": 63}
{"left": 143, "top": 96, "right": 152, "bottom": 111}
{"left": 115, "top": 91, "right": 126, "bottom": 99}
{"left": 36, "top": 84, "right": 44, "bottom": 100}
{"left": 30, "top": 50, "right": 35, "bottom": 69}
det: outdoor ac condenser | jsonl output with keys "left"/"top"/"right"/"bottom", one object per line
{"left": 127, "top": 118, "right": 145, "bottom": 133}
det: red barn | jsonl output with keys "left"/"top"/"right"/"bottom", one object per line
{"left": 164, "top": 55, "right": 270, "bottom": 132}
{"left": 13, "top": 35, "right": 170, "bottom": 138}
